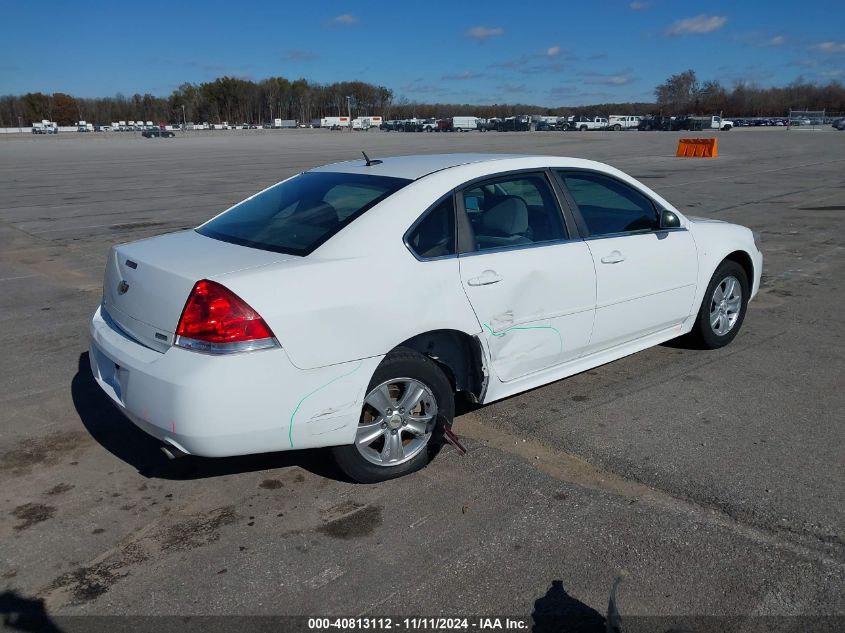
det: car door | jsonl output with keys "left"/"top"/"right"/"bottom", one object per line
{"left": 555, "top": 169, "right": 698, "bottom": 352}
{"left": 457, "top": 170, "right": 596, "bottom": 383}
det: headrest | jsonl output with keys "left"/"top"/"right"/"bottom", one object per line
{"left": 482, "top": 197, "right": 529, "bottom": 235}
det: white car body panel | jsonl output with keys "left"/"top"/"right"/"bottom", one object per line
{"left": 458, "top": 241, "right": 596, "bottom": 382}
{"left": 685, "top": 216, "right": 762, "bottom": 309}
{"left": 102, "top": 230, "right": 295, "bottom": 352}
{"left": 89, "top": 154, "right": 763, "bottom": 458}
{"left": 585, "top": 230, "right": 698, "bottom": 352}
{"left": 91, "top": 306, "right": 381, "bottom": 454}
{"left": 220, "top": 250, "right": 481, "bottom": 370}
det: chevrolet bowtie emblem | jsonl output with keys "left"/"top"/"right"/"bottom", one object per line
{"left": 117, "top": 280, "right": 130, "bottom": 295}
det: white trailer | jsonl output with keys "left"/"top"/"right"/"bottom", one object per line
{"left": 274, "top": 119, "right": 297, "bottom": 128}
{"left": 321, "top": 116, "right": 351, "bottom": 129}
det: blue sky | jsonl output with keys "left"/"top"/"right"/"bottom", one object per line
{"left": 1, "top": 0, "right": 844, "bottom": 105}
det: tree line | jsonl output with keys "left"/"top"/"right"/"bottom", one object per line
{"left": 655, "top": 70, "right": 845, "bottom": 116}
{"left": 0, "top": 77, "right": 393, "bottom": 127}
{"left": 1, "top": 72, "right": 843, "bottom": 126}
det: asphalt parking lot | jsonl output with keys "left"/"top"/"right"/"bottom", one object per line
{"left": 0, "top": 128, "right": 843, "bottom": 628}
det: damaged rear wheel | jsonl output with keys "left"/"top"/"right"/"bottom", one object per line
{"left": 332, "top": 348, "right": 454, "bottom": 483}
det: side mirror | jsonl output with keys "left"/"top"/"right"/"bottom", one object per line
{"left": 660, "top": 209, "right": 681, "bottom": 229}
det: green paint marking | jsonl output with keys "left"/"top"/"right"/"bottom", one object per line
{"left": 289, "top": 360, "right": 364, "bottom": 448}
{"left": 483, "top": 322, "right": 564, "bottom": 354}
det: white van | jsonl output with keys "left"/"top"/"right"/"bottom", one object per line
{"left": 451, "top": 116, "right": 479, "bottom": 131}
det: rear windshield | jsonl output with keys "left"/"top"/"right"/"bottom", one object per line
{"left": 197, "top": 172, "right": 410, "bottom": 255}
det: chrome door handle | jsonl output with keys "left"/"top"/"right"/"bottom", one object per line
{"left": 467, "top": 270, "right": 503, "bottom": 286}
{"left": 600, "top": 250, "right": 626, "bottom": 264}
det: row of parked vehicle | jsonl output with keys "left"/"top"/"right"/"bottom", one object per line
{"left": 379, "top": 113, "right": 747, "bottom": 133}
{"left": 379, "top": 114, "right": 650, "bottom": 133}
{"left": 731, "top": 117, "right": 840, "bottom": 127}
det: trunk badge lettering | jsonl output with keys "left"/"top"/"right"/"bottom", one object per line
{"left": 117, "top": 280, "right": 130, "bottom": 295}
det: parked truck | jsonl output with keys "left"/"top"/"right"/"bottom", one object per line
{"left": 566, "top": 116, "right": 608, "bottom": 131}
{"left": 496, "top": 115, "right": 531, "bottom": 132}
{"left": 608, "top": 115, "right": 642, "bottom": 131}
{"left": 31, "top": 120, "right": 58, "bottom": 134}
{"left": 420, "top": 118, "right": 439, "bottom": 132}
{"left": 680, "top": 115, "right": 734, "bottom": 131}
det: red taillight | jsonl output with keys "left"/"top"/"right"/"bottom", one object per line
{"left": 175, "top": 280, "right": 277, "bottom": 353}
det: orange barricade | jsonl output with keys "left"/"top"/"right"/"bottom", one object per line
{"left": 676, "top": 137, "right": 718, "bottom": 158}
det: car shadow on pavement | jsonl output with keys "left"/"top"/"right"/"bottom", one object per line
{"left": 71, "top": 353, "right": 348, "bottom": 482}
{"left": 660, "top": 334, "right": 708, "bottom": 351}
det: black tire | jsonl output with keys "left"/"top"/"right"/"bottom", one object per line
{"left": 580, "top": 125, "right": 588, "bottom": 132}
{"left": 613, "top": 124, "right": 622, "bottom": 131}
{"left": 332, "top": 348, "right": 454, "bottom": 483}
{"left": 690, "top": 260, "right": 749, "bottom": 349}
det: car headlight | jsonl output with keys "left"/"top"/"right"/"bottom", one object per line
{"left": 752, "top": 230, "right": 762, "bottom": 252}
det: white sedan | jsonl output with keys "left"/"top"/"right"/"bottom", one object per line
{"left": 89, "top": 154, "right": 762, "bottom": 482}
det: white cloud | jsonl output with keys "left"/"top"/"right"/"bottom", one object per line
{"left": 666, "top": 14, "right": 727, "bottom": 36}
{"left": 283, "top": 49, "right": 317, "bottom": 61}
{"left": 546, "top": 46, "right": 561, "bottom": 57}
{"left": 442, "top": 71, "right": 483, "bottom": 81}
{"left": 467, "top": 26, "right": 504, "bottom": 41}
{"left": 766, "top": 35, "right": 786, "bottom": 46}
{"left": 814, "top": 41, "right": 845, "bottom": 53}
{"left": 332, "top": 14, "right": 358, "bottom": 25}
{"left": 629, "top": 2, "right": 648, "bottom": 10}
{"left": 579, "top": 69, "right": 637, "bottom": 86}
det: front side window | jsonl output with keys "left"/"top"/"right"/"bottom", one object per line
{"left": 406, "top": 196, "right": 456, "bottom": 259}
{"left": 461, "top": 173, "right": 566, "bottom": 252}
{"left": 198, "top": 172, "right": 410, "bottom": 255}
{"left": 557, "top": 171, "right": 658, "bottom": 236}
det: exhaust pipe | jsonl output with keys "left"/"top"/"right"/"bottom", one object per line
{"left": 161, "top": 444, "right": 188, "bottom": 460}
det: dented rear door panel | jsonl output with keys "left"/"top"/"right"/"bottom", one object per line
{"left": 458, "top": 242, "right": 596, "bottom": 382}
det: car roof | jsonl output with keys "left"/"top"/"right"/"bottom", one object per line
{"left": 306, "top": 153, "right": 526, "bottom": 181}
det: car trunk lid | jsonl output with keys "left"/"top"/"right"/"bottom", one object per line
{"left": 101, "top": 230, "right": 297, "bottom": 352}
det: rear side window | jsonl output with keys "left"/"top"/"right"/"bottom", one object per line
{"left": 198, "top": 172, "right": 410, "bottom": 255}
{"left": 406, "top": 196, "right": 456, "bottom": 259}
{"left": 557, "top": 171, "right": 658, "bottom": 236}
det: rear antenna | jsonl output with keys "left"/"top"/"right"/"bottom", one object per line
{"left": 362, "top": 151, "right": 382, "bottom": 166}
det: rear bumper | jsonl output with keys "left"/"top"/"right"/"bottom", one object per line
{"left": 89, "top": 306, "right": 379, "bottom": 457}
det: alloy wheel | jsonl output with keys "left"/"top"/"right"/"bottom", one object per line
{"left": 355, "top": 378, "right": 437, "bottom": 467}
{"left": 709, "top": 275, "right": 742, "bottom": 336}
